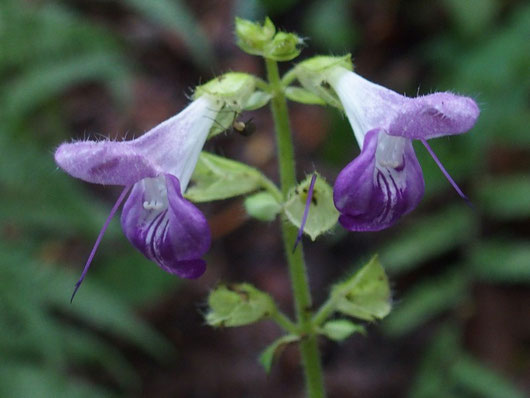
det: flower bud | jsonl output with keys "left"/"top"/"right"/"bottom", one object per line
{"left": 264, "top": 31, "right": 303, "bottom": 61}
{"left": 235, "top": 17, "right": 303, "bottom": 61}
{"left": 235, "top": 17, "right": 276, "bottom": 55}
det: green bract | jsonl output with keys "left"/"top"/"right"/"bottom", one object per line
{"left": 243, "top": 91, "right": 272, "bottom": 111}
{"left": 284, "top": 174, "right": 339, "bottom": 240}
{"left": 235, "top": 17, "right": 302, "bottom": 61}
{"left": 285, "top": 86, "right": 327, "bottom": 105}
{"left": 293, "top": 54, "right": 353, "bottom": 108}
{"left": 186, "top": 152, "right": 267, "bottom": 202}
{"left": 320, "top": 319, "right": 365, "bottom": 341}
{"left": 205, "top": 283, "right": 275, "bottom": 327}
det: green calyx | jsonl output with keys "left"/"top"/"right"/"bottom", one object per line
{"left": 235, "top": 17, "right": 303, "bottom": 61}
{"left": 194, "top": 72, "right": 262, "bottom": 137}
{"left": 296, "top": 55, "right": 353, "bottom": 74}
{"left": 194, "top": 72, "right": 256, "bottom": 108}
{"left": 293, "top": 54, "right": 353, "bottom": 108}
{"left": 283, "top": 174, "right": 339, "bottom": 241}
{"left": 330, "top": 255, "right": 392, "bottom": 322}
{"left": 205, "top": 283, "right": 276, "bottom": 327}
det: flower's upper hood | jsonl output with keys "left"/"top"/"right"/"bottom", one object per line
{"left": 327, "top": 67, "right": 479, "bottom": 145}
{"left": 55, "top": 95, "right": 220, "bottom": 190}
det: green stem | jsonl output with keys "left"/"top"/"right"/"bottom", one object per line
{"left": 265, "top": 58, "right": 326, "bottom": 398}
{"left": 271, "top": 309, "right": 299, "bottom": 335}
{"left": 312, "top": 296, "right": 338, "bottom": 327}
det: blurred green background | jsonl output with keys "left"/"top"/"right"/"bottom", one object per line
{"left": 0, "top": 0, "right": 528, "bottom": 397}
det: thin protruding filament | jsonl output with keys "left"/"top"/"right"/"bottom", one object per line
{"left": 421, "top": 139, "right": 473, "bottom": 208}
{"left": 71, "top": 184, "right": 132, "bottom": 303}
{"left": 293, "top": 174, "right": 317, "bottom": 253}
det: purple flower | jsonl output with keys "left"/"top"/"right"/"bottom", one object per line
{"left": 55, "top": 96, "right": 221, "bottom": 298}
{"left": 327, "top": 68, "right": 479, "bottom": 231}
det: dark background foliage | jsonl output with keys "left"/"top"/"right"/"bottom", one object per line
{"left": 0, "top": 0, "right": 528, "bottom": 397}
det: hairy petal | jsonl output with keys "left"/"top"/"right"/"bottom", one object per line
{"left": 54, "top": 96, "right": 218, "bottom": 187}
{"left": 55, "top": 140, "right": 159, "bottom": 185}
{"left": 327, "top": 67, "right": 406, "bottom": 146}
{"left": 388, "top": 92, "right": 480, "bottom": 140}
{"left": 121, "top": 174, "right": 210, "bottom": 278}
{"left": 333, "top": 129, "right": 424, "bottom": 231}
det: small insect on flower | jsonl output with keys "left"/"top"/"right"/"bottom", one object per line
{"left": 232, "top": 116, "right": 256, "bottom": 137}
{"left": 55, "top": 95, "right": 223, "bottom": 301}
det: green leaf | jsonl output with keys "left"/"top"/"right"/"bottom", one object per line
{"left": 283, "top": 174, "right": 339, "bottom": 240}
{"left": 206, "top": 283, "right": 275, "bottom": 327}
{"left": 244, "top": 192, "right": 282, "bottom": 221}
{"left": 186, "top": 152, "right": 265, "bottom": 202}
{"left": 478, "top": 175, "right": 530, "bottom": 219}
{"left": 452, "top": 354, "right": 526, "bottom": 398}
{"left": 379, "top": 206, "right": 475, "bottom": 274}
{"left": 383, "top": 269, "right": 468, "bottom": 336}
{"left": 285, "top": 86, "right": 327, "bottom": 105}
{"left": 320, "top": 319, "right": 365, "bottom": 341}
{"left": 258, "top": 334, "right": 299, "bottom": 373}
{"left": 331, "top": 256, "right": 392, "bottom": 321}
{"left": 469, "top": 240, "right": 530, "bottom": 283}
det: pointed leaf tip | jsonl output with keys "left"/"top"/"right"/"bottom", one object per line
{"left": 259, "top": 335, "right": 299, "bottom": 373}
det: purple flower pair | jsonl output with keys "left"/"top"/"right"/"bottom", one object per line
{"left": 327, "top": 68, "right": 480, "bottom": 231}
{"left": 55, "top": 96, "right": 220, "bottom": 297}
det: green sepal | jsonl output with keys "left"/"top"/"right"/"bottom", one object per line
{"left": 205, "top": 283, "right": 276, "bottom": 328}
{"left": 283, "top": 174, "right": 339, "bottom": 240}
{"left": 293, "top": 54, "right": 352, "bottom": 108}
{"left": 285, "top": 86, "right": 327, "bottom": 105}
{"left": 186, "top": 152, "right": 264, "bottom": 202}
{"left": 194, "top": 73, "right": 257, "bottom": 138}
{"left": 320, "top": 319, "right": 365, "bottom": 341}
{"left": 258, "top": 334, "right": 299, "bottom": 373}
{"left": 331, "top": 255, "right": 392, "bottom": 321}
{"left": 244, "top": 192, "right": 282, "bottom": 221}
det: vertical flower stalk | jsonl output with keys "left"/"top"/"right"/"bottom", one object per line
{"left": 266, "top": 58, "right": 326, "bottom": 398}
